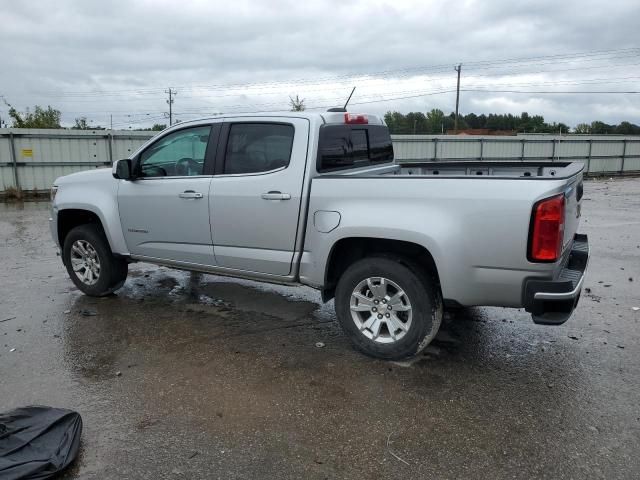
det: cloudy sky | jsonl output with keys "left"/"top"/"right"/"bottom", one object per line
{"left": 1, "top": 0, "right": 639, "bottom": 129}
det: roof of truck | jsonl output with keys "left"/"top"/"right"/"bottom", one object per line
{"left": 172, "top": 111, "right": 385, "bottom": 127}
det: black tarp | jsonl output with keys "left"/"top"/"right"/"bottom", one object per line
{"left": 0, "top": 406, "right": 82, "bottom": 480}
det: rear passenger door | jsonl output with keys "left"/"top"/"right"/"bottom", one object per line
{"left": 209, "top": 118, "right": 309, "bottom": 276}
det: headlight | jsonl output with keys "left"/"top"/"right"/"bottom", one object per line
{"left": 50, "top": 185, "right": 58, "bottom": 202}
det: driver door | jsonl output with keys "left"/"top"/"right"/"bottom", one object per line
{"left": 118, "top": 124, "right": 219, "bottom": 265}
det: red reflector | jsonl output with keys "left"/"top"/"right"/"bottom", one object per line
{"left": 344, "top": 113, "right": 368, "bottom": 124}
{"left": 530, "top": 194, "right": 565, "bottom": 262}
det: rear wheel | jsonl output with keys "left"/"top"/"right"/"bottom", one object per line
{"left": 335, "top": 257, "right": 442, "bottom": 360}
{"left": 62, "top": 224, "right": 128, "bottom": 296}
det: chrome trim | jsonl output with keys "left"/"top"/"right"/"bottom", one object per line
{"left": 178, "top": 192, "right": 204, "bottom": 199}
{"left": 212, "top": 165, "right": 288, "bottom": 178}
{"left": 261, "top": 192, "right": 291, "bottom": 200}
{"left": 533, "top": 274, "right": 585, "bottom": 301}
{"left": 533, "top": 245, "right": 589, "bottom": 301}
{"left": 135, "top": 175, "right": 213, "bottom": 180}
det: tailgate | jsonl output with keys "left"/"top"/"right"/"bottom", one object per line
{"left": 562, "top": 172, "right": 584, "bottom": 253}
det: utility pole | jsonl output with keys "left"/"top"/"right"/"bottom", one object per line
{"left": 454, "top": 64, "right": 462, "bottom": 134}
{"left": 0, "top": 95, "right": 6, "bottom": 128}
{"left": 166, "top": 88, "right": 177, "bottom": 126}
{"left": 110, "top": 114, "right": 113, "bottom": 130}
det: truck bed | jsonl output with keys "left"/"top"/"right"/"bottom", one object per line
{"left": 393, "top": 161, "right": 584, "bottom": 179}
{"left": 329, "top": 161, "right": 585, "bottom": 180}
{"left": 305, "top": 160, "right": 585, "bottom": 308}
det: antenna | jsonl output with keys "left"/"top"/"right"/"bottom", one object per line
{"left": 327, "top": 87, "right": 357, "bottom": 112}
{"left": 343, "top": 87, "right": 356, "bottom": 110}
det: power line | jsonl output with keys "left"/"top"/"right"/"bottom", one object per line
{"left": 16, "top": 47, "right": 640, "bottom": 99}
{"left": 96, "top": 86, "right": 640, "bottom": 127}
{"left": 9, "top": 55, "right": 639, "bottom": 108}
{"left": 461, "top": 89, "right": 640, "bottom": 94}
{"left": 6, "top": 46, "right": 639, "bottom": 126}
{"left": 51, "top": 78, "right": 640, "bottom": 125}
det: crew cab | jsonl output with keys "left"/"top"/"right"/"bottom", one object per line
{"left": 50, "top": 111, "right": 589, "bottom": 359}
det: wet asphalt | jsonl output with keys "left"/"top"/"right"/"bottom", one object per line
{"left": 1, "top": 178, "right": 639, "bottom": 479}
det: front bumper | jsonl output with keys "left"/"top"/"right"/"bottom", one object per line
{"left": 523, "top": 234, "right": 589, "bottom": 325}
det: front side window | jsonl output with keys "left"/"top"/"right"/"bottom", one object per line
{"left": 138, "top": 126, "right": 211, "bottom": 177}
{"left": 224, "top": 123, "right": 294, "bottom": 174}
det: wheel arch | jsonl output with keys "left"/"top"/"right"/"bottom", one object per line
{"left": 322, "top": 237, "right": 441, "bottom": 302}
{"left": 57, "top": 208, "right": 110, "bottom": 252}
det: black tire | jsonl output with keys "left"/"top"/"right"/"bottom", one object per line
{"left": 62, "top": 224, "right": 128, "bottom": 297}
{"left": 335, "top": 256, "right": 443, "bottom": 360}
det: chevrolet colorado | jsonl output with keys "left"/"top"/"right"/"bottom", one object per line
{"left": 50, "top": 111, "right": 589, "bottom": 359}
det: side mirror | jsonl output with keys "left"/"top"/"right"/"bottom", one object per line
{"left": 113, "top": 159, "right": 133, "bottom": 180}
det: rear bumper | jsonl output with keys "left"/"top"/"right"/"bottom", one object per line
{"left": 523, "top": 234, "right": 589, "bottom": 325}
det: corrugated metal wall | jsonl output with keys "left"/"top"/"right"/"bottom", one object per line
{"left": 0, "top": 129, "right": 154, "bottom": 192}
{"left": 392, "top": 134, "right": 640, "bottom": 176}
{"left": 1, "top": 129, "right": 638, "bottom": 194}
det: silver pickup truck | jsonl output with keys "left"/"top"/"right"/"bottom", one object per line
{"left": 50, "top": 111, "right": 589, "bottom": 359}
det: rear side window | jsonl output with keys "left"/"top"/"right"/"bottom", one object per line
{"left": 224, "top": 123, "right": 294, "bottom": 174}
{"left": 317, "top": 125, "right": 393, "bottom": 172}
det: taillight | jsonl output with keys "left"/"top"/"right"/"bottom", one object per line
{"left": 344, "top": 113, "right": 368, "bottom": 124}
{"left": 529, "top": 193, "right": 565, "bottom": 262}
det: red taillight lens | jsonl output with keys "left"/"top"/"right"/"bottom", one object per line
{"left": 344, "top": 113, "right": 368, "bottom": 124}
{"left": 529, "top": 194, "right": 565, "bottom": 262}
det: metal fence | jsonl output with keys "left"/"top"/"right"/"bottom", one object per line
{"left": 393, "top": 134, "right": 640, "bottom": 174}
{"left": 0, "top": 129, "right": 153, "bottom": 193}
{"left": 1, "top": 129, "right": 639, "bottom": 194}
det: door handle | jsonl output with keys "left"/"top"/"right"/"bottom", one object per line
{"left": 179, "top": 190, "right": 203, "bottom": 199}
{"left": 261, "top": 191, "right": 291, "bottom": 201}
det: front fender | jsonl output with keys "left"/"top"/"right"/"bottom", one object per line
{"left": 53, "top": 178, "right": 128, "bottom": 255}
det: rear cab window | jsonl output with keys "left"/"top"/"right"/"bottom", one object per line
{"left": 317, "top": 124, "right": 394, "bottom": 173}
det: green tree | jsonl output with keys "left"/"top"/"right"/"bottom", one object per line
{"left": 384, "top": 111, "right": 410, "bottom": 134}
{"left": 385, "top": 109, "right": 640, "bottom": 136}
{"left": 614, "top": 121, "right": 640, "bottom": 134}
{"left": 9, "top": 105, "right": 62, "bottom": 128}
{"left": 464, "top": 112, "right": 480, "bottom": 129}
{"left": 73, "top": 117, "right": 89, "bottom": 129}
{"left": 405, "top": 112, "right": 428, "bottom": 134}
{"left": 72, "top": 117, "right": 104, "bottom": 130}
{"left": 426, "top": 109, "right": 446, "bottom": 134}
{"left": 447, "top": 111, "right": 467, "bottom": 132}
{"left": 527, "top": 115, "right": 546, "bottom": 133}
{"left": 137, "top": 123, "right": 167, "bottom": 131}
{"left": 590, "top": 121, "right": 613, "bottom": 134}
{"left": 289, "top": 95, "right": 305, "bottom": 111}
{"left": 72, "top": 117, "right": 91, "bottom": 129}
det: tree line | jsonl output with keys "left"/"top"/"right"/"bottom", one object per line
{"left": 2, "top": 104, "right": 166, "bottom": 131}
{"left": 384, "top": 109, "right": 640, "bottom": 135}
{"left": 2, "top": 103, "right": 639, "bottom": 135}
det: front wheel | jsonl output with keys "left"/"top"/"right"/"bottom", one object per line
{"left": 62, "top": 224, "right": 128, "bottom": 297}
{"left": 335, "top": 257, "right": 442, "bottom": 360}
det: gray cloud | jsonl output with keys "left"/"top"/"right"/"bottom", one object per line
{"left": 1, "top": 0, "right": 638, "bottom": 128}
